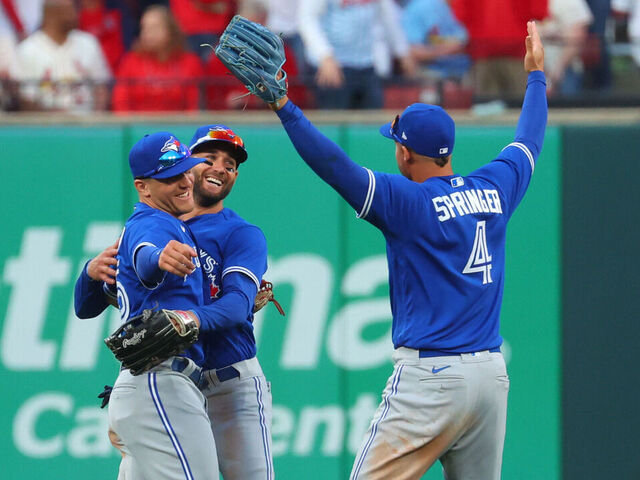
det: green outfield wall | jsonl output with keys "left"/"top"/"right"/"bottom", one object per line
{"left": 0, "top": 124, "right": 560, "bottom": 480}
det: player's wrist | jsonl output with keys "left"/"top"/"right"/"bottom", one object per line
{"left": 269, "top": 95, "right": 289, "bottom": 111}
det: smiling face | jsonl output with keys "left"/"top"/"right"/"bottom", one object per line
{"left": 191, "top": 148, "right": 239, "bottom": 211}
{"left": 135, "top": 171, "right": 195, "bottom": 217}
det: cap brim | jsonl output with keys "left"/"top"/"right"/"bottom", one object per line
{"left": 150, "top": 156, "right": 206, "bottom": 179}
{"left": 190, "top": 138, "right": 248, "bottom": 163}
{"left": 379, "top": 122, "right": 394, "bottom": 140}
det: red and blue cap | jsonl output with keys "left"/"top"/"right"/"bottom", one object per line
{"left": 380, "top": 104, "right": 455, "bottom": 158}
{"left": 189, "top": 125, "right": 248, "bottom": 163}
{"left": 129, "top": 131, "right": 205, "bottom": 179}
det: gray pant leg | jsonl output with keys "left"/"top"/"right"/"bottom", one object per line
{"left": 205, "top": 374, "right": 274, "bottom": 480}
{"left": 441, "top": 353, "right": 509, "bottom": 480}
{"left": 351, "top": 349, "right": 509, "bottom": 480}
{"left": 109, "top": 368, "right": 219, "bottom": 480}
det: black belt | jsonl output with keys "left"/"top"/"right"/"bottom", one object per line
{"left": 418, "top": 347, "right": 501, "bottom": 358}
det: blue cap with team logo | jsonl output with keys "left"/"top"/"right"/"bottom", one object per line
{"left": 379, "top": 104, "right": 455, "bottom": 158}
{"left": 129, "top": 131, "right": 205, "bottom": 179}
{"left": 189, "top": 124, "right": 248, "bottom": 163}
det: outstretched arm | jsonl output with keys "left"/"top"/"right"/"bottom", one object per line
{"left": 269, "top": 97, "right": 372, "bottom": 213}
{"left": 514, "top": 21, "right": 547, "bottom": 158}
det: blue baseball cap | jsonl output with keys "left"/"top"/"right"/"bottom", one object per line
{"left": 189, "top": 124, "right": 248, "bottom": 163}
{"left": 380, "top": 104, "right": 455, "bottom": 158}
{"left": 129, "top": 131, "right": 205, "bottom": 179}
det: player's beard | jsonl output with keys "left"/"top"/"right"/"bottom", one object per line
{"left": 193, "top": 176, "right": 232, "bottom": 208}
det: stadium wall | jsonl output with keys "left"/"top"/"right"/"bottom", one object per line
{"left": 0, "top": 120, "right": 581, "bottom": 480}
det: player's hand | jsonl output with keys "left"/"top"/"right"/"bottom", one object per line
{"left": 316, "top": 56, "right": 344, "bottom": 88}
{"left": 158, "top": 240, "right": 198, "bottom": 278}
{"left": 524, "top": 21, "right": 544, "bottom": 73}
{"left": 87, "top": 241, "right": 119, "bottom": 284}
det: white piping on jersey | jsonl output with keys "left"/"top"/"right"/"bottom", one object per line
{"left": 222, "top": 266, "right": 260, "bottom": 289}
{"left": 350, "top": 364, "right": 404, "bottom": 479}
{"left": 133, "top": 242, "right": 166, "bottom": 290}
{"left": 357, "top": 168, "right": 376, "bottom": 219}
{"left": 148, "top": 372, "right": 194, "bottom": 480}
{"left": 503, "top": 142, "right": 535, "bottom": 173}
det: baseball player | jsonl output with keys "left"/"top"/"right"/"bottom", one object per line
{"left": 220, "top": 19, "right": 546, "bottom": 480}
{"left": 96, "top": 131, "right": 219, "bottom": 479}
{"left": 75, "top": 126, "right": 275, "bottom": 479}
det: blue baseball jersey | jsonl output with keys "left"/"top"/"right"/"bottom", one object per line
{"left": 357, "top": 143, "right": 535, "bottom": 351}
{"left": 276, "top": 70, "right": 547, "bottom": 355}
{"left": 116, "top": 202, "right": 205, "bottom": 365}
{"left": 186, "top": 208, "right": 268, "bottom": 370}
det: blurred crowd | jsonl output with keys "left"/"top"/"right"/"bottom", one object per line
{"left": 0, "top": 0, "right": 638, "bottom": 113}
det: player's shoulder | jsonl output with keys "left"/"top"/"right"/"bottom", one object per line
{"left": 222, "top": 209, "right": 265, "bottom": 238}
{"left": 125, "top": 203, "right": 183, "bottom": 234}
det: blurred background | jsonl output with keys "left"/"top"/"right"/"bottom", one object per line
{"left": 0, "top": 0, "right": 640, "bottom": 113}
{"left": 0, "top": 1, "right": 639, "bottom": 480}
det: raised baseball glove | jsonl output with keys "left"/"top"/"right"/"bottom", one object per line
{"left": 213, "top": 15, "right": 288, "bottom": 104}
{"left": 253, "top": 279, "right": 285, "bottom": 316}
{"left": 104, "top": 309, "right": 199, "bottom": 375}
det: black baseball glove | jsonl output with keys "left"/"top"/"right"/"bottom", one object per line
{"left": 104, "top": 309, "right": 199, "bottom": 375}
{"left": 214, "top": 15, "right": 288, "bottom": 104}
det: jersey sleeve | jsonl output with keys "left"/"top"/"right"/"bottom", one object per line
{"left": 73, "top": 261, "right": 110, "bottom": 319}
{"left": 470, "top": 144, "right": 535, "bottom": 216}
{"left": 357, "top": 170, "right": 425, "bottom": 233}
{"left": 220, "top": 225, "right": 268, "bottom": 289}
{"left": 469, "top": 71, "right": 547, "bottom": 216}
{"left": 123, "top": 215, "right": 186, "bottom": 289}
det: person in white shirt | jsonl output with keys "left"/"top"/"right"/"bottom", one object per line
{"left": 539, "top": 0, "right": 594, "bottom": 95}
{"left": 297, "top": 0, "right": 414, "bottom": 109}
{"left": 0, "top": 34, "right": 18, "bottom": 109}
{"left": 11, "top": 0, "right": 111, "bottom": 112}
{"left": 612, "top": 0, "right": 640, "bottom": 70}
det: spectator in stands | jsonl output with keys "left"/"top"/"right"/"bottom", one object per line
{"left": 612, "top": 0, "right": 640, "bottom": 70}
{"left": 540, "top": 0, "right": 593, "bottom": 96}
{"left": 111, "top": 5, "right": 204, "bottom": 112}
{"left": 11, "top": 0, "right": 111, "bottom": 112}
{"left": 298, "top": 0, "right": 415, "bottom": 110}
{"left": 78, "top": 0, "right": 125, "bottom": 72}
{"left": 239, "top": 0, "right": 308, "bottom": 77}
{"left": 0, "top": 33, "right": 18, "bottom": 110}
{"left": 169, "top": 0, "right": 235, "bottom": 61}
{"left": 583, "top": 0, "right": 612, "bottom": 92}
{"left": 402, "top": 0, "right": 470, "bottom": 80}
{"left": 0, "top": 0, "right": 44, "bottom": 42}
{"left": 451, "top": 0, "right": 547, "bottom": 99}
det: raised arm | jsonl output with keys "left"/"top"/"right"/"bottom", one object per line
{"left": 514, "top": 21, "right": 547, "bottom": 159}
{"left": 269, "top": 97, "right": 372, "bottom": 213}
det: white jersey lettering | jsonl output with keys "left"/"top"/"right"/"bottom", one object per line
{"left": 433, "top": 189, "right": 503, "bottom": 223}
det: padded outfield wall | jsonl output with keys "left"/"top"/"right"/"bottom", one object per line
{"left": 0, "top": 123, "right": 560, "bottom": 479}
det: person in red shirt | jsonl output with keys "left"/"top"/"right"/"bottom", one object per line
{"left": 451, "top": 0, "right": 547, "bottom": 98}
{"left": 112, "top": 5, "right": 204, "bottom": 112}
{"left": 78, "top": 0, "right": 124, "bottom": 71}
{"left": 170, "top": 0, "right": 236, "bottom": 60}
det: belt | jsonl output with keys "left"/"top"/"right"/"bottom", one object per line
{"left": 212, "top": 364, "right": 240, "bottom": 382}
{"left": 171, "top": 357, "right": 205, "bottom": 388}
{"left": 418, "top": 347, "right": 501, "bottom": 358}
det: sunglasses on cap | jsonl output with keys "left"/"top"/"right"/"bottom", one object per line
{"left": 390, "top": 114, "right": 404, "bottom": 144}
{"left": 205, "top": 127, "right": 244, "bottom": 148}
{"left": 135, "top": 141, "right": 192, "bottom": 179}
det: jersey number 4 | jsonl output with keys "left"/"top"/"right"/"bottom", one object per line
{"left": 463, "top": 221, "right": 493, "bottom": 284}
